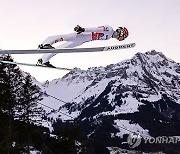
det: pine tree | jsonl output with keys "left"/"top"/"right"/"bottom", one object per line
{"left": 0, "top": 55, "right": 24, "bottom": 153}
{"left": 16, "top": 73, "right": 44, "bottom": 124}
{"left": 17, "top": 73, "right": 44, "bottom": 153}
{"left": 0, "top": 55, "right": 44, "bottom": 153}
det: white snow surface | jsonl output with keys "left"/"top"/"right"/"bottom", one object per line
{"left": 39, "top": 77, "right": 93, "bottom": 109}
{"left": 34, "top": 51, "right": 180, "bottom": 131}
{"left": 112, "top": 119, "right": 150, "bottom": 138}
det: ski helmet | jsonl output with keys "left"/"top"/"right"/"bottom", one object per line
{"left": 116, "top": 27, "right": 129, "bottom": 39}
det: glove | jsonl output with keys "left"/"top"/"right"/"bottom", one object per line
{"left": 74, "top": 25, "right": 85, "bottom": 34}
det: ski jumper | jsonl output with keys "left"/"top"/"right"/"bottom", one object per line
{"left": 41, "top": 25, "right": 114, "bottom": 63}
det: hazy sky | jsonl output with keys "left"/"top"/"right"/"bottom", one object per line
{"left": 0, "top": 0, "right": 180, "bottom": 82}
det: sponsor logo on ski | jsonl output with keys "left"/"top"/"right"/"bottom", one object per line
{"left": 106, "top": 43, "right": 135, "bottom": 51}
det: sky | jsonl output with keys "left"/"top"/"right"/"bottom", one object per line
{"left": 0, "top": 0, "right": 180, "bottom": 82}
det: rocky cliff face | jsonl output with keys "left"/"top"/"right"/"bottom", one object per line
{"left": 38, "top": 50, "right": 180, "bottom": 150}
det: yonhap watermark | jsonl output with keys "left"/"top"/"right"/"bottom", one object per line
{"left": 144, "top": 136, "right": 180, "bottom": 144}
{"left": 127, "top": 133, "right": 142, "bottom": 148}
{"left": 127, "top": 133, "right": 180, "bottom": 149}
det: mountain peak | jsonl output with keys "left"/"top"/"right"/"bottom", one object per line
{"left": 35, "top": 50, "right": 180, "bottom": 153}
{"left": 133, "top": 50, "right": 171, "bottom": 63}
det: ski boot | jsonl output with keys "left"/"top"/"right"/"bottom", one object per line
{"left": 37, "top": 59, "right": 56, "bottom": 68}
{"left": 38, "top": 44, "right": 55, "bottom": 49}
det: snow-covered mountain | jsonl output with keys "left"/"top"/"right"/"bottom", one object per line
{"left": 36, "top": 50, "right": 180, "bottom": 150}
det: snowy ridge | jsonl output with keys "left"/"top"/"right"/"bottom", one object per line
{"left": 112, "top": 119, "right": 150, "bottom": 138}
{"left": 36, "top": 50, "right": 180, "bottom": 138}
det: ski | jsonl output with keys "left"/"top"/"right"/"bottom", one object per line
{"left": 0, "top": 43, "right": 135, "bottom": 54}
{"left": 0, "top": 60, "right": 113, "bottom": 74}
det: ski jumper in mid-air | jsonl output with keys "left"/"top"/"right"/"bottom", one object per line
{"left": 37, "top": 25, "right": 129, "bottom": 68}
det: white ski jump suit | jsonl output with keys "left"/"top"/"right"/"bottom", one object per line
{"left": 41, "top": 25, "right": 114, "bottom": 63}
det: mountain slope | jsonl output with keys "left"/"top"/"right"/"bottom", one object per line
{"left": 37, "top": 50, "right": 180, "bottom": 151}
